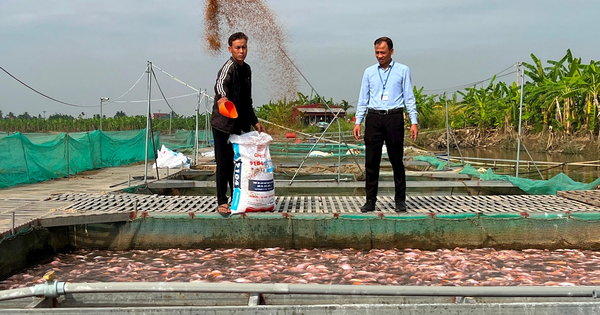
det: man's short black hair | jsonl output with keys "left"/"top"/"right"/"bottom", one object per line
{"left": 228, "top": 32, "right": 248, "bottom": 47}
{"left": 374, "top": 37, "right": 393, "bottom": 50}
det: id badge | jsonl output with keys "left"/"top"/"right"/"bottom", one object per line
{"left": 381, "top": 91, "right": 389, "bottom": 101}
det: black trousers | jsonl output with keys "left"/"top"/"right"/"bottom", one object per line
{"left": 364, "top": 111, "right": 406, "bottom": 203}
{"left": 212, "top": 128, "right": 234, "bottom": 205}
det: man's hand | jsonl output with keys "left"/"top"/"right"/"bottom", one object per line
{"left": 353, "top": 124, "right": 361, "bottom": 140}
{"left": 217, "top": 97, "right": 229, "bottom": 104}
{"left": 254, "top": 122, "right": 266, "bottom": 133}
{"left": 410, "top": 124, "right": 419, "bottom": 141}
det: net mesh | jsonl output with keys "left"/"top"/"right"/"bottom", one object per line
{"left": 160, "top": 130, "right": 213, "bottom": 153}
{"left": 411, "top": 155, "right": 600, "bottom": 195}
{"left": 459, "top": 163, "right": 600, "bottom": 195}
{"left": 0, "top": 129, "right": 160, "bottom": 189}
{"left": 413, "top": 155, "right": 462, "bottom": 170}
{"left": 413, "top": 155, "right": 600, "bottom": 195}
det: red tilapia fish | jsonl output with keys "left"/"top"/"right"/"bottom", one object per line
{"left": 1, "top": 248, "right": 597, "bottom": 290}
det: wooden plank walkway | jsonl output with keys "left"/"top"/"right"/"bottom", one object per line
{"left": 1, "top": 164, "right": 599, "bottom": 239}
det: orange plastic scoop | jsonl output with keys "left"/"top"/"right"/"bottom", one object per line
{"left": 218, "top": 100, "right": 238, "bottom": 118}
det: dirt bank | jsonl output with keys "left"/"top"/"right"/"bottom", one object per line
{"left": 418, "top": 128, "right": 600, "bottom": 156}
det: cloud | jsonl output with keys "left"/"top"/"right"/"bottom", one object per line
{"left": 1, "top": 0, "right": 600, "bottom": 117}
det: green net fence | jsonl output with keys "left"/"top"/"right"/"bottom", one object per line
{"left": 459, "top": 163, "right": 600, "bottom": 195}
{"left": 0, "top": 129, "right": 160, "bottom": 189}
{"left": 160, "top": 130, "right": 213, "bottom": 153}
{"left": 411, "top": 155, "right": 600, "bottom": 195}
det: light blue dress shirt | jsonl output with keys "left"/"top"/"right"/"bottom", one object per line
{"left": 355, "top": 60, "right": 418, "bottom": 125}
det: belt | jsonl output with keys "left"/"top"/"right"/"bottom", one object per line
{"left": 367, "top": 107, "right": 403, "bottom": 115}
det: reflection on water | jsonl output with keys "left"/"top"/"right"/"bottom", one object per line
{"left": 270, "top": 147, "right": 600, "bottom": 183}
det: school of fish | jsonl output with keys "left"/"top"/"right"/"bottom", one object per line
{"left": 2, "top": 247, "right": 599, "bottom": 290}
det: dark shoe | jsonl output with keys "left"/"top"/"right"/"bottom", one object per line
{"left": 360, "top": 200, "right": 376, "bottom": 213}
{"left": 395, "top": 201, "right": 407, "bottom": 213}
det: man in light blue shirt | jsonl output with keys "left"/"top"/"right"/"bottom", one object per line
{"left": 353, "top": 36, "right": 418, "bottom": 213}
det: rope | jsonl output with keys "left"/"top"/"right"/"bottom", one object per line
{"left": 258, "top": 118, "right": 347, "bottom": 145}
{"left": 423, "top": 63, "right": 517, "bottom": 93}
{"left": 106, "top": 69, "right": 147, "bottom": 103}
{"left": 151, "top": 68, "right": 176, "bottom": 114}
{"left": 151, "top": 64, "right": 200, "bottom": 93}
{"left": 111, "top": 93, "right": 197, "bottom": 103}
{"left": 403, "top": 137, "right": 430, "bottom": 152}
{"left": 0, "top": 66, "right": 97, "bottom": 108}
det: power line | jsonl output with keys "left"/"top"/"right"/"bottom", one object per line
{"left": 1, "top": 63, "right": 210, "bottom": 112}
{"left": 151, "top": 64, "right": 200, "bottom": 93}
{"left": 151, "top": 68, "right": 176, "bottom": 114}
{"left": 0, "top": 65, "right": 97, "bottom": 108}
{"left": 423, "top": 64, "right": 517, "bottom": 94}
{"left": 112, "top": 93, "right": 197, "bottom": 103}
{"left": 424, "top": 71, "right": 517, "bottom": 94}
{"left": 110, "top": 64, "right": 213, "bottom": 104}
{"left": 106, "top": 69, "right": 147, "bottom": 103}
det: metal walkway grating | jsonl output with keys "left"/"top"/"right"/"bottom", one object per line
{"left": 45, "top": 193, "right": 600, "bottom": 215}
{"left": 3, "top": 192, "right": 599, "bottom": 237}
{"left": 558, "top": 190, "right": 600, "bottom": 207}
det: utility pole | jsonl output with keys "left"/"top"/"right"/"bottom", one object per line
{"left": 144, "top": 61, "right": 152, "bottom": 183}
{"left": 100, "top": 97, "right": 109, "bottom": 131}
{"left": 516, "top": 62, "right": 521, "bottom": 86}
{"left": 516, "top": 64, "right": 524, "bottom": 177}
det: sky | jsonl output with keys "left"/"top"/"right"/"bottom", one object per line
{"left": 1, "top": 0, "right": 599, "bottom": 118}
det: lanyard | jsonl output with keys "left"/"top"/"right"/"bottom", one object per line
{"left": 378, "top": 60, "right": 395, "bottom": 92}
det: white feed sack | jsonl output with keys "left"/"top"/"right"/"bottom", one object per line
{"left": 229, "top": 131, "right": 275, "bottom": 214}
{"left": 153, "top": 145, "right": 190, "bottom": 169}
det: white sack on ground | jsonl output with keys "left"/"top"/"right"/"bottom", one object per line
{"left": 229, "top": 131, "right": 275, "bottom": 214}
{"left": 153, "top": 144, "right": 190, "bottom": 169}
{"left": 201, "top": 150, "right": 215, "bottom": 158}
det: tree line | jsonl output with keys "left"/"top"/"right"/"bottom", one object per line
{"left": 2, "top": 50, "right": 598, "bottom": 139}
{"left": 0, "top": 110, "right": 202, "bottom": 133}
{"left": 413, "top": 50, "right": 600, "bottom": 140}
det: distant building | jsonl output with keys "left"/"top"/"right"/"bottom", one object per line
{"left": 292, "top": 104, "right": 345, "bottom": 125}
{"left": 152, "top": 113, "right": 169, "bottom": 119}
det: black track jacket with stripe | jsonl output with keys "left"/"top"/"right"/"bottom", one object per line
{"left": 210, "top": 57, "right": 259, "bottom": 134}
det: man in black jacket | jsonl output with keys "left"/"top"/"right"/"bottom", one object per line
{"left": 211, "top": 32, "right": 265, "bottom": 215}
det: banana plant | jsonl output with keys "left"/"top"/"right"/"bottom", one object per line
{"left": 413, "top": 86, "right": 439, "bottom": 129}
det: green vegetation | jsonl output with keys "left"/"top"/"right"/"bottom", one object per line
{"left": 416, "top": 50, "right": 600, "bottom": 140}
{"left": 0, "top": 112, "right": 205, "bottom": 133}
{"left": 2, "top": 50, "right": 598, "bottom": 140}
{"left": 254, "top": 92, "right": 353, "bottom": 134}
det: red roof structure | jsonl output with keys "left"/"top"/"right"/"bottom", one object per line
{"left": 292, "top": 104, "right": 345, "bottom": 126}
{"left": 152, "top": 113, "right": 170, "bottom": 119}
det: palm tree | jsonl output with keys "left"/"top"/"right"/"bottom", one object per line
{"left": 338, "top": 100, "right": 353, "bottom": 112}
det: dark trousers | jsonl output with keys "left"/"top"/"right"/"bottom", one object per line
{"left": 364, "top": 112, "right": 406, "bottom": 203}
{"left": 212, "top": 128, "right": 234, "bottom": 205}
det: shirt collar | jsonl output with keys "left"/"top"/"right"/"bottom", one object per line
{"left": 378, "top": 60, "right": 395, "bottom": 71}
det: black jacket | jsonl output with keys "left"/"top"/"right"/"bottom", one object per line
{"left": 210, "top": 57, "right": 259, "bottom": 134}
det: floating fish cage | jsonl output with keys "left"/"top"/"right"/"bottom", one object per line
{"left": 3, "top": 133, "right": 600, "bottom": 313}
{"left": 4, "top": 209, "right": 600, "bottom": 313}
{"left": 133, "top": 166, "right": 524, "bottom": 197}
{"left": 1, "top": 184, "right": 598, "bottom": 313}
